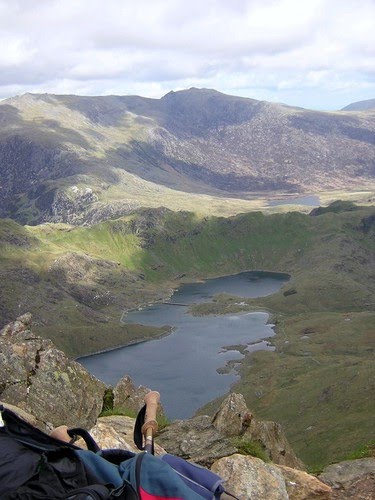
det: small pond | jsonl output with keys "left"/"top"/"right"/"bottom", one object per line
{"left": 268, "top": 195, "right": 320, "bottom": 207}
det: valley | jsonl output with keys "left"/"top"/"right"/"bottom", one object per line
{"left": 0, "top": 201, "right": 374, "bottom": 469}
{"left": 0, "top": 88, "right": 374, "bottom": 471}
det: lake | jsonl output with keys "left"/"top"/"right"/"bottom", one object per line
{"left": 78, "top": 271, "right": 288, "bottom": 419}
{"left": 268, "top": 195, "right": 320, "bottom": 207}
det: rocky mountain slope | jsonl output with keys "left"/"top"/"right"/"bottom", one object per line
{"left": 2, "top": 314, "right": 374, "bottom": 499}
{"left": 1, "top": 89, "right": 374, "bottom": 224}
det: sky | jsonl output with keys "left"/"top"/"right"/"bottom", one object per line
{"left": 0, "top": 0, "right": 374, "bottom": 110}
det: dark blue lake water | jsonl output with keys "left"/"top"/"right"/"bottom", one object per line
{"left": 268, "top": 195, "right": 320, "bottom": 207}
{"left": 79, "top": 271, "right": 288, "bottom": 419}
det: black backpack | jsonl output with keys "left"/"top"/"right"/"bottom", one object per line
{"left": 0, "top": 405, "right": 232, "bottom": 499}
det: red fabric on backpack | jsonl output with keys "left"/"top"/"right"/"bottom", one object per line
{"left": 139, "top": 486, "right": 182, "bottom": 500}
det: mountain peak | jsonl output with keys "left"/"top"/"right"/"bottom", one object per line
{"left": 341, "top": 98, "right": 375, "bottom": 111}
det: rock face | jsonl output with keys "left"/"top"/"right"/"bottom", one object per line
{"left": 319, "top": 458, "right": 375, "bottom": 499}
{"left": 0, "top": 313, "right": 106, "bottom": 429}
{"left": 244, "top": 419, "right": 305, "bottom": 470}
{"left": 211, "top": 454, "right": 332, "bottom": 500}
{"left": 113, "top": 376, "right": 152, "bottom": 414}
{"left": 156, "top": 415, "right": 237, "bottom": 467}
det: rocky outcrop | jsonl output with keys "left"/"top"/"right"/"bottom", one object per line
{"left": 244, "top": 419, "right": 305, "bottom": 470}
{"left": 0, "top": 313, "right": 106, "bottom": 429}
{"left": 319, "top": 458, "right": 375, "bottom": 499}
{"left": 211, "top": 393, "right": 304, "bottom": 469}
{"left": 211, "top": 454, "right": 332, "bottom": 499}
{"left": 112, "top": 375, "right": 166, "bottom": 421}
{"left": 113, "top": 376, "right": 151, "bottom": 414}
{"left": 80, "top": 415, "right": 166, "bottom": 455}
{"left": 156, "top": 415, "right": 237, "bottom": 467}
{"left": 212, "top": 392, "right": 252, "bottom": 436}
{"left": 157, "top": 393, "right": 303, "bottom": 470}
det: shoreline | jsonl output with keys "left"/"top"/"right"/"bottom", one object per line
{"left": 77, "top": 269, "right": 289, "bottom": 360}
{"left": 75, "top": 325, "right": 175, "bottom": 361}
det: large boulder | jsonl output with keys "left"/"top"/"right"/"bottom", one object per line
{"left": 0, "top": 313, "right": 106, "bottom": 429}
{"left": 79, "top": 415, "right": 166, "bottom": 455}
{"left": 211, "top": 454, "right": 289, "bottom": 499}
{"left": 277, "top": 465, "right": 333, "bottom": 499}
{"left": 156, "top": 415, "right": 237, "bottom": 467}
{"left": 211, "top": 454, "right": 332, "bottom": 500}
{"left": 319, "top": 458, "right": 375, "bottom": 499}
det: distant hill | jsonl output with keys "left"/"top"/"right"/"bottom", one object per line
{"left": 341, "top": 98, "right": 375, "bottom": 111}
{"left": 0, "top": 88, "right": 374, "bottom": 224}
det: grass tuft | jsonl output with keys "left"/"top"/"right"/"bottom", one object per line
{"left": 232, "top": 437, "right": 270, "bottom": 462}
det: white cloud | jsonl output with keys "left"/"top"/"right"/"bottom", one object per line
{"left": 0, "top": 0, "right": 374, "bottom": 109}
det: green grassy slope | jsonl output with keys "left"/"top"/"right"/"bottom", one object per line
{"left": 231, "top": 311, "right": 374, "bottom": 469}
{"left": 0, "top": 204, "right": 374, "bottom": 468}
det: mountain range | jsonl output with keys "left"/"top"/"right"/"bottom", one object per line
{"left": 0, "top": 88, "right": 374, "bottom": 469}
{"left": 1, "top": 88, "right": 374, "bottom": 224}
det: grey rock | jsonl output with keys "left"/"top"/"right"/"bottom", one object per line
{"left": 113, "top": 376, "right": 165, "bottom": 420}
{"left": 156, "top": 415, "right": 237, "bottom": 467}
{"left": 0, "top": 314, "right": 106, "bottom": 429}
{"left": 211, "top": 454, "right": 289, "bottom": 500}
{"left": 212, "top": 392, "right": 252, "bottom": 437}
{"left": 319, "top": 458, "right": 375, "bottom": 488}
{"left": 81, "top": 415, "right": 166, "bottom": 455}
{"left": 244, "top": 419, "right": 305, "bottom": 470}
{"left": 212, "top": 393, "right": 304, "bottom": 469}
{"left": 319, "top": 458, "right": 375, "bottom": 498}
{"left": 113, "top": 376, "right": 150, "bottom": 414}
{"left": 211, "top": 454, "right": 332, "bottom": 500}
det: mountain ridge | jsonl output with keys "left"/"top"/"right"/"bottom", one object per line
{"left": 1, "top": 88, "right": 374, "bottom": 225}
{"left": 341, "top": 98, "right": 375, "bottom": 111}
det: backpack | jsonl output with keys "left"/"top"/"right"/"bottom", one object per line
{"left": 0, "top": 404, "right": 233, "bottom": 499}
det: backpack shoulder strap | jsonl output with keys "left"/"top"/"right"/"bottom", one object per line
{"left": 67, "top": 427, "right": 101, "bottom": 452}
